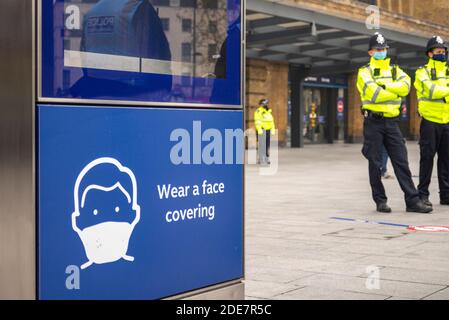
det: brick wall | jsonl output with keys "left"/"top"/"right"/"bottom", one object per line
{"left": 246, "top": 59, "right": 289, "bottom": 147}
{"left": 250, "top": 0, "right": 449, "bottom": 144}
{"left": 347, "top": 72, "right": 364, "bottom": 143}
{"left": 377, "top": 0, "right": 449, "bottom": 27}
{"left": 291, "top": 0, "right": 449, "bottom": 39}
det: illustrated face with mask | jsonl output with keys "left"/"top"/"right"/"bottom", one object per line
{"left": 72, "top": 158, "right": 141, "bottom": 270}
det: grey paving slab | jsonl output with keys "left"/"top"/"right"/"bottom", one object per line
{"left": 291, "top": 261, "right": 383, "bottom": 277}
{"left": 246, "top": 255, "right": 328, "bottom": 272}
{"left": 290, "top": 274, "right": 445, "bottom": 299}
{"left": 324, "top": 241, "right": 422, "bottom": 257}
{"left": 243, "top": 280, "right": 302, "bottom": 299}
{"left": 245, "top": 266, "right": 315, "bottom": 284}
{"left": 245, "top": 144, "right": 449, "bottom": 300}
{"left": 379, "top": 267, "right": 449, "bottom": 286}
{"left": 423, "top": 287, "right": 449, "bottom": 300}
{"left": 247, "top": 246, "right": 367, "bottom": 263}
{"left": 355, "top": 255, "right": 449, "bottom": 273}
{"left": 272, "top": 286, "right": 389, "bottom": 300}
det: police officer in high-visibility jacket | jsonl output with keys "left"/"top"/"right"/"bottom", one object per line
{"left": 415, "top": 36, "right": 449, "bottom": 207}
{"left": 254, "top": 99, "right": 275, "bottom": 165}
{"left": 357, "top": 33, "right": 432, "bottom": 214}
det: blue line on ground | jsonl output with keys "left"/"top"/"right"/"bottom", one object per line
{"left": 330, "top": 217, "right": 409, "bottom": 228}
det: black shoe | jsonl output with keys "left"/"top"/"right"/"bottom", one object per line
{"left": 421, "top": 198, "right": 433, "bottom": 207}
{"left": 440, "top": 199, "right": 449, "bottom": 205}
{"left": 407, "top": 201, "right": 433, "bottom": 214}
{"left": 377, "top": 203, "right": 392, "bottom": 213}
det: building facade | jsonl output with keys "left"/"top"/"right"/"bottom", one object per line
{"left": 246, "top": 0, "right": 449, "bottom": 147}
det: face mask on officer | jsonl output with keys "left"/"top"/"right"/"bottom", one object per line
{"left": 430, "top": 48, "right": 447, "bottom": 62}
{"left": 373, "top": 51, "right": 387, "bottom": 60}
{"left": 370, "top": 49, "right": 388, "bottom": 60}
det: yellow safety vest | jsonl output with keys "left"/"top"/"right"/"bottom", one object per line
{"left": 254, "top": 106, "right": 275, "bottom": 134}
{"left": 357, "top": 57, "right": 411, "bottom": 118}
{"left": 414, "top": 59, "right": 449, "bottom": 124}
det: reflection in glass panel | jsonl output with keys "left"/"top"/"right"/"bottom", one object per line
{"left": 43, "top": 0, "right": 241, "bottom": 105}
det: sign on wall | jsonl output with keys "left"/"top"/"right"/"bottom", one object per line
{"left": 38, "top": 105, "right": 244, "bottom": 299}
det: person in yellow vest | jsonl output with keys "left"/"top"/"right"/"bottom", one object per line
{"left": 357, "top": 33, "right": 432, "bottom": 214}
{"left": 415, "top": 36, "right": 449, "bottom": 207}
{"left": 254, "top": 99, "right": 275, "bottom": 165}
{"left": 309, "top": 103, "right": 317, "bottom": 142}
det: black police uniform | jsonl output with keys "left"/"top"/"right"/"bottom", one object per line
{"left": 359, "top": 34, "right": 431, "bottom": 213}
{"left": 363, "top": 116, "right": 421, "bottom": 207}
{"left": 417, "top": 36, "right": 449, "bottom": 205}
{"left": 418, "top": 118, "right": 449, "bottom": 204}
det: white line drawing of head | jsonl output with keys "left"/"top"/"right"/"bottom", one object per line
{"left": 72, "top": 157, "right": 140, "bottom": 270}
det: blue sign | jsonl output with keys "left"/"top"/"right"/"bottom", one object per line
{"left": 303, "top": 76, "right": 348, "bottom": 89}
{"left": 40, "top": 0, "right": 242, "bottom": 106}
{"left": 38, "top": 105, "right": 244, "bottom": 299}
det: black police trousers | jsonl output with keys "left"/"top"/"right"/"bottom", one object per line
{"left": 418, "top": 118, "right": 449, "bottom": 201}
{"left": 362, "top": 117, "right": 420, "bottom": 206}
{"left": 257, "top": 130, "right": 271, "bottom": 163}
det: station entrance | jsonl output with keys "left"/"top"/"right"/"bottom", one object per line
{"left": 301, "top": 76, "right": 347, "bottom": 145}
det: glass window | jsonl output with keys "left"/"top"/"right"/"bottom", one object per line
{"left": 161, "top": 18, "right": 170, "bottom": 31}
{"left": 202, "top": 0, "right": 218, "bottom": 9}
{"left": 180, "top": 0, "right": 196, "bottom": 7}
{"left": 40, "top": 0, "right": 242, "bottom": 106}
{"left": 152, "top": 0, "right": 170, "bottom": 6}
{"left": 182, "top": 19, "right": 192, "bottom": 33}
{"left": 208, "top": 44, "right": 218, "bottom": 62}
{"left": 357, "top": 0, "right": 377, "bottom": 4}
{"left": 209, "top": 22, "right": 217, "bottom": 33}
{"left": 182, "top": 43, "right": 192, "bottom": 62}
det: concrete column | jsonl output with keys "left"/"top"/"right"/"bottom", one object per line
{"left": 326, "top": 88, "right": 338, "bottom": 144}
{"left": 290, "top": 65, "right": 304, "bottom": 148}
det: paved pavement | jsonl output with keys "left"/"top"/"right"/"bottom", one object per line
{"left": 244, "top": 142, "right": 449, "bottom": 300}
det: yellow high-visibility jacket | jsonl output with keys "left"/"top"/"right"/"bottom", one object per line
{"left": 254, "top": 106, "right": 275, "bottom": 135}
{"left": 357, "top": 57, "right": 411, "bottom": 118}
{"left": 414, "top": 59, "right": 449, "bottom": 124}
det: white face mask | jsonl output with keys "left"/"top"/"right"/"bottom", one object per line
{"left": 72, "top": 157, "right": 141, "bottom": 270}
{"left": 77, "top": 221, "right": 134, "bottom": 267}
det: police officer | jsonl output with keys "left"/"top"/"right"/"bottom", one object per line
{"left": 357, "top": 33, "right": 432, "bottom": 213}
{"left": 254, "top": 99, "right": 275, "bottom": 165}
{"left": 415, "top": 36, "right": 449, "bottom": 207}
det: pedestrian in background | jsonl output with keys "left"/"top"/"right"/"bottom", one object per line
{"left": 254, "top": 99, "right": 276, "bottom": 165}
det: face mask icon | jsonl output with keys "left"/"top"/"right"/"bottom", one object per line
{"left": 71, "top": 157, "right": 140, "bottom": 270}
